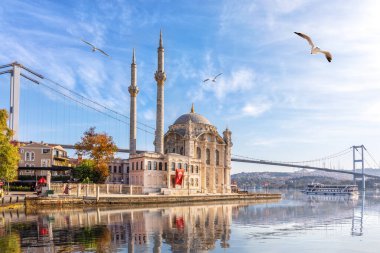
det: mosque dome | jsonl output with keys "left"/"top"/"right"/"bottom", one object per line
{"left": 173, "top": 104, "right": 212, "bottom": 125}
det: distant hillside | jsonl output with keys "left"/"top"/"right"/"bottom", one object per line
{"left": 231, "top": 169, "right": 380, "bottom": 189}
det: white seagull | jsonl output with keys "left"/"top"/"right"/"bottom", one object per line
{"left": 203, "top": 73, "right": 223, "bottom": 83}
{"left": 81, "top": 39, "right": 110, "bottom": 57}
{"left": 294, "top": 32, "right": 332, "bottom": 62}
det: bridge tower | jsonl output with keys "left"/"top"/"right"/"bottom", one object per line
{"left": 353, "top": 145, "right": 365, "bottom": 191}
{"left": 0, "top": 62, "right": 41, "bottom": 141}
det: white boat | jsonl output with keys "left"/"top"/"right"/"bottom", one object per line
{"left": 302, "top": 184, "right": 358, "bottom": 196}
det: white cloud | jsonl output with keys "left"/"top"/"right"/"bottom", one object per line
{"left": 142, "top": 109, "right": 155, "bottom": 121}
{"left": 242, "top": 101, "right": 272, "bottom": 117}
{"left": 213, "top": 68, "right": 256, "bottom": 100}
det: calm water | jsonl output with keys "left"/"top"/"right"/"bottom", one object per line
{"left": 1, "top": 191, "right": 380, "bottom": 253}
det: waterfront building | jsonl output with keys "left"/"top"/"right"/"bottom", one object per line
{"left": 17, "top": 142, "right": 70, "bottom": 177}
{"left": 126, "top": 32, "right": 232, "bottom": 195}
{"left": 107, "top": 158, "right": 129, "bottom": 184}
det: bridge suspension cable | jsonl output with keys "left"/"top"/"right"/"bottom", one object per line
{"left": 232, "top": 147, "right": 352, "bottom": 166}
{"left": 43, "top": 77, "right": 156, "bottom": 131}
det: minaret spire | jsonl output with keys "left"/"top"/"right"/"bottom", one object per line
{"left": 159, "top": 29, "right": 163, "bottom": 48}
{"left": 190, "top": 103, "right": 194, "bottom": 113}
{"left": 154, "top": 30, "right": 167, "bottom": 154}
{"left": 129, "top": 48, "right": 139, "bottom": 155}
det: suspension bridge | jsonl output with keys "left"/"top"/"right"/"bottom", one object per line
{"left": 1, "top": 62, "right": 380, "bottom": 188}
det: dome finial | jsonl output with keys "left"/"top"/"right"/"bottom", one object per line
{"left": 190, "top": 103, "right": 194, "bottom": 113}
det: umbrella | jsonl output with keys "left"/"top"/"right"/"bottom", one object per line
{"left": 38, "top": 177, "right": 47, "bottom": 184}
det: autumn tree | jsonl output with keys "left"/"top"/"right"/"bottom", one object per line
{"left": 75, "top": 127, "right": 117, "bottom": 183}
{"left": 0, "top": 109, "right": 20, "bottom": 188}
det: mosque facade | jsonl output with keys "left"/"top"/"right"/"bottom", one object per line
{"left": 127, "top": 32, "right": 232, "bottom": 195}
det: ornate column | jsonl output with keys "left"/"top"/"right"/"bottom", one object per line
{"left": 223, "top": 128, "right": 232, "bottom": 193}
{"left": 201, "top": 141, "right": 207, "bottom": 193}
{"left": 210, "top": 141, "right": 216, "bottom": 193}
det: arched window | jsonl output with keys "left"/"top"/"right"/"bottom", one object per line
{"left": 196, "top": 166, "right": 199, "bottom": 173}
{"left": 141, "top": 161, "right": 143, "bottom": 170}
{"left": 216, "top": 150, "right": 220, "bottom": 166}
{"left": 31, "top": 152, "right": 35, "bottom": 161}
{"left": 197, "top": 147, "right": 201, "bottom": 159}
{"left": 191, "top": 165, "right": 194, "bottom": 173}
{"left": 180, "top": 147, "right": 184, "bottom": 155}
{"left": 148, "top": 161, "right": 152, "bottom": 170}
{"left": 154, "top": 161, "right": 157, "bottom": 170}
{"left": 26, "top": 152, "right": 30, "bottom": 161}
{"left": 171, "top": 162, "right": 175, "bottom": 171}
{"left": 206, "top": 149, "right": 210, "bottom": 165}
{"left": 159, "top": 162, "right": 163, "bottom": 171}
{"left": 184, "top": 163, "right": 188, "bottom": 172}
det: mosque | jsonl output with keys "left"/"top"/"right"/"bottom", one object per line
{"left": 127, "top": 32, "right": 232, "bottom": 195}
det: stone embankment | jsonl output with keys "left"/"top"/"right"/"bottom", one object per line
{"left": 25, "top": 193, "right": 281, "bottom": 210}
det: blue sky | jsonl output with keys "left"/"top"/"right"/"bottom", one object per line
{"left": 0, "top": 0, "right": 380, "bottom": 173}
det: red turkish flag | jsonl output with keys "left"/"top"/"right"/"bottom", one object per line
{"left": 175, "top": 169, "right": 185, "bottom": 185}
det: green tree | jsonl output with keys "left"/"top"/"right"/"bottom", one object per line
{"left": 72, "top": 159, "right": 102, "bottom": 183}
{"left": 75, "top": 127, "right": 117, "bottom": 183}
{"left": 0, "top": 110, "right": 20, "bottom": 191}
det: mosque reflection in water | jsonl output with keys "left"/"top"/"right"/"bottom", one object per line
{"left": 1, "top": 192, "right": 374, "bottom": 253}
{"left": 0, "top": 203, "right": 235, "bottom": 252}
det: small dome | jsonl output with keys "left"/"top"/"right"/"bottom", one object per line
{"left": 173, "top": 104, "right": 212, "bottom": 125}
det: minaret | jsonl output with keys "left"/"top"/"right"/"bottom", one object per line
{"left": 128, "top": 49, "right": 139, "bottom": 155}
{"left": 154, "top": 30, "right": 166, "bottom": 154}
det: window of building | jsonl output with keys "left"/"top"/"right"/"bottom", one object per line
{"left": 216, "top": 150, "right": 220, "bottom": 166}
{"left": 132, "top": 163, "right": 134, "bottom": 171}
{"left": 197, "top": 147, "right": 201, "bottom": 159}
{"left": 114, "top": 166, "right": 117, "bottom": 173}
{"left": 177, "top": 163, "right": 182, "bottom": 169}
{"left": 20, "top": 149, "right": 24, "bottom": 153}
{"left": 25, "top": 163, "right": 29, "bottom": 167}
{"left": 184, "top": 163, "right": 188, "bottom": 172}
{"left": 206, "top": 149, "right": 210, "bottom": 165}
{"left": 159, "top": 162, "right": 163, "bottom": 171}
{"left": 25, "top": 152, "right": 30, "bottom": 161}
{"left": 191, "top": 165, "right": 194, "bottom": 173}
{"left": 42, "top": 148, "right": 50, "bottom": 154}
{"left": 165, "top": 162, "right": 168, "bottom": 171}
{"left": 119, "top": 166, "right": 122, "bottom": 173}
{"left": 191, "top": 178, "right": 194, "bottom": 186}
{"left": 141, "top": 161, "right": 143, "bottom": 170}
{"left": 31, "top": 152, "right": 35, "bottom": 161}
{"left": 127, "top": 165, "right": 130, "bottom": 173}
{"left": 41, "top": 159, "right": 50, "bottom": 167}
{"left": 172, "top": 148, "right": 175, "bottom": 153}
{"left": 109, "top": 165, "right": 112, "bottom": 172}
{"left": 171, "top": 162, "right": 175, "bottom": 171}
{"left": 148, "top": 161, "right": 152, "bottom": 170}
{"left": 196, "top": 166, "right": 199, "bottom": 174}
{"left": 136, "top": 162, "right": 139, "bottom": 170}
{"left": 154, "top": 161, "right": 157, "bottom": 170}
{"left": 195, "top": 178, "right": 199, "bottom": 186}
{"left": 180, "top": 147, "right": 184, "bottom": 155}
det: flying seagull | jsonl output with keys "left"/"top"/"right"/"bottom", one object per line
{"left": 294, "top": 32, "right": 332, "bottom": 62}
{"left": 203, "top": 73, "right": 223, "bottom": 83}
{"left": 81, "top": 39, "right": 110, "bottom": 57}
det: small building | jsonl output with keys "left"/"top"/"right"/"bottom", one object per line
{"left": 107, "top": 158, "right": 129, "bottom": 184}
{"left": 18, "top": 142, "right": 70, "bottom": 177}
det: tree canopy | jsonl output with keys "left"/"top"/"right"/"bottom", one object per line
{"left": 0, "top": 109, "right": 19, "bottom": 183}
{"left": 75, "top": 127, "right": 117, "bottom": 183}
